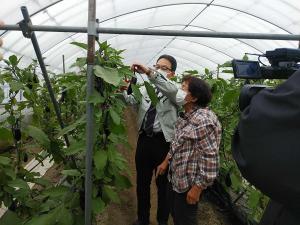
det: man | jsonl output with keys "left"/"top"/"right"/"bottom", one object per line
{"left": 157, "top": 76, "right": 222, "bottom": 225}
{"left": 123, "top": 55, "right": 186, "bottom": 225}
{"left": 232, "top": 69, "right": 300, "bottom": 225}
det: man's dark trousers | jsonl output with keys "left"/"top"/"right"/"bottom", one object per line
{"left": 135, "top": 131, "right": 170, "bottom": 224}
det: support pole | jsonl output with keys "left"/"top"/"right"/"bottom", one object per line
{"left": 85, "top": 0, "right": 96, "bottom": 224}
{"left": 62, "top": 54, "right": 66, "bottom": 74}
{"left": 1, "top": 24, "right": 300, "bottom": 41}
{"left": 19, "top": 6, "right": 70, "bottom": 147}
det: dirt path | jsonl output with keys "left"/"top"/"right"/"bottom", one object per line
{"left": 97, "top": 107, "right": 231, "bottom": 225}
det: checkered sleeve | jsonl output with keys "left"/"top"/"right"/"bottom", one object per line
{"left": 194, "top": 123, "right": 220, "bottom": 189}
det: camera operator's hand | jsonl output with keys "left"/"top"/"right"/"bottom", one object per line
{"left": 131, "top": 63, "right": 151, "bottom": 76}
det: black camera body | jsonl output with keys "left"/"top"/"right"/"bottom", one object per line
{"left": 232, "top": 48, "right": 300, "bottom": 80}
{"left": 232, "top": 48, "right": 300, "bottom": 111}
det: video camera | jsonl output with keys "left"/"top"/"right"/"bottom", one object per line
{"left": 232, "top": 48, "right": 300, "bottom": 111}
{"left": 232, "top": 48, "right": 300, "bottom": 79}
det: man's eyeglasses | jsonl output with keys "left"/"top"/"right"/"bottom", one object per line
{"left": 153, "top": 64, "right": 172, "bottom": 72}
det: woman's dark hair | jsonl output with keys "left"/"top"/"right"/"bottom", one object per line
{"left": 157, "top": 54, "right": 177, "bottom": 72}
{"left": 182, "top": 75, "right": 212, "bottom": 107}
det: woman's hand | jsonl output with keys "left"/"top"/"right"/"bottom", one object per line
{"left": 186, "top": 185, "right": 203, "bottom": 205}
{"left": 156, "top": 157, "right": 169, "bottom": 177}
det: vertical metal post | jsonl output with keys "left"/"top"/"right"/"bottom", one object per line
{"left": 62, "top": 54, "right": 66, "bottom": 74}
{"left": 20, "top": 6, "right": 70, "bottom": 147}
{"left": 85, "top": 0, "right": 96, "bottom": 224}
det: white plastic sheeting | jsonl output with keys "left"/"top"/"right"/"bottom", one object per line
{"left": 0, "top": 0, "right": 299, "bottom": 75}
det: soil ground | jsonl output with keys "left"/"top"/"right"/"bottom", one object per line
{"left": 96, "top": 107, "right": 232, "bottom": 225}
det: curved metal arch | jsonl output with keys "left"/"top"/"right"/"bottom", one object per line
{"left": 41, "top": 28, "right": 257, "bottom": 72}
{"left": 58, "top": 46, "right": 207, "bottom": 73}
{"left": 102, "top": 37, "right": 222, "bottom": 65}
{"left": 160, "top": 46, "right": 221, "bottom": 65}
{"left": 40, "top": 24, "right": 238, "bottom": 65}
{"left": 2, "top": 46, "right": 62, "bottom": 71}
{"left": 147, "top": 24, "right": 264, "bottom": 54}
{"left": 2, "top": 1, "right": 293, "bottom": 57}
{"left": 6, "top": 1, "right": 293, "bottom": 73}
{"left": 3, "top": 1, "right": 291, "bottom": 63}
{"left": 124, "top": 52, "right": 206, "bottom": 72}
{"left": 0, "top": 0, "right": 63, "bottom": 37}
{"left": 163, "top": 54, "right": 206, "bottom": 71}
{"left": 97, "top": 2, "right": 293, "bottom": 34}
{"left": 47, "top": 34, "right": 225, "bottom": 71}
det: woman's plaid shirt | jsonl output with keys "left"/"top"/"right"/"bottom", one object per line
{"left": 168, "top": 106, "right": 222, "bottom": 193}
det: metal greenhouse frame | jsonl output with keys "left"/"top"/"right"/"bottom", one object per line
{"left": 0, "top": 1, "right": 299, "bottom": 225}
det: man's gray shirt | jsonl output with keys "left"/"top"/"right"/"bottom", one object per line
{"left": 123, "top": 71, "right": 185, "bottom": 142}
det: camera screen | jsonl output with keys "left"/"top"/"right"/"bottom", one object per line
{"left": 232, "top": 60, "right": 261, "bottom": 79}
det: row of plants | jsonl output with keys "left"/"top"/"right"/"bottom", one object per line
{"left": 0, "top": 42, "right": 281, "bottom": 224}
{"left": 0, "top": 41, "right": 134, "bottom": 225}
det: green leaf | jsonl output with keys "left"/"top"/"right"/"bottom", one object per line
{"left": 131, "top": 84, "right": 142, "bottom": 102}
{"left": 24, "top": 125, "right": 50, "bottom": 149}
{"left": 55, "top": 206, "right": 74, "bottom": 225}
{"left": 248, "top": 189, "right": 261, "bottom": 210}
{"left": 74, "top": 214, "right": 84, "bottom": 225}
{"left": 231, "top": 173, "right": 242, "bottom": 191}
{"left": 70, "top": 42, "right": 88, "bottom": 50}
{"left": 109, "top": 108, "right": 121, "bottom": 125}
{"left": 0, "top": 88, "right": 4, "bottom": 103}
{"left": 61, "top": 169, "right": 81, "bottom": 177}
{"left": 7, "top": 115, "right": 16, "bottom": 125}
{"left": 144, "top": 81, "right": 158, "bottom": 106}
{"left": 222, "top": 69, "right": 234, "bottom": 74}
{"left": 205, "top": 68, "right": 210, "bottom": 75}
{"left": 57, "top": 115, "right": 86, "bottom": 137}
{"left": 183, "top": 70, "right": 199, "bottom": 75}
{"left": 219, "top": 61, "right": 232, "bottom": 68}
{"left": 222, "top": 89, "right": 239, "bottom": 107}
{"left": 7, "top": 179, "right": 30, "bottom": 190}
{"left": 243, "top": 54, "right": 249, "bottom": 61}
{"left": 32, "top": 178, "right": 51, "bottom": 187}
{"left": 114, "top": 174, "right": 132, "bottom": 189}
{"left": 0, "top": 156, "right": 11, "bottom": 165}
{"left": 10, "top": 81, "right": 23, "bottom": 92}
{"left": 39, "top": 199, "right": 57, "bottom": 213}
{"left": 92, "top": 197, "right": 105, "bottom": 214}
{"left": 0, "top": 210, "right": 22, "bottom": 225}
{"left": 63, "top": 141, "right": 85, "bottom": 156}
{"left": 103, "top": 185, "right": 120, "bottom": 204}
{"left": 94, "top": 65, "right": 121, "bottom": 86}
{"left": 71, "top": 57, "right": 87, "bottom": 68}
{"left": 24, "top": 210, "right": 56, "bottom": 225}
{"left": 9, "top": 55, "right": 18, "bottom": 66}
{"left": 2, "top": 168, "right": 16, "bottom": 179}
{"left": 88, "top": 91, "right": 105, "bottom": 105}
{"left": 42, "top": 186, "right": 69, "bottom": 198}
{"left": 93, "top": 150, "right": 108, "bottom": 171}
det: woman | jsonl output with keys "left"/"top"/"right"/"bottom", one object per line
{"left": 157, "top": 75, "right": 222, "bottom": 225}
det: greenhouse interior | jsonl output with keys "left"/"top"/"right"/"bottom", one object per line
{"left": 0, "top": 0, "right": 300, "bottom": 225}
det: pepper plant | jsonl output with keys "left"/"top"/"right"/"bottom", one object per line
{"left": 0, "top": 41, "right": 134, "bottom": 225}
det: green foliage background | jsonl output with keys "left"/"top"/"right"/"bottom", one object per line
{"left": 0, "top": 45, "right": 283, "bottom": 224}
